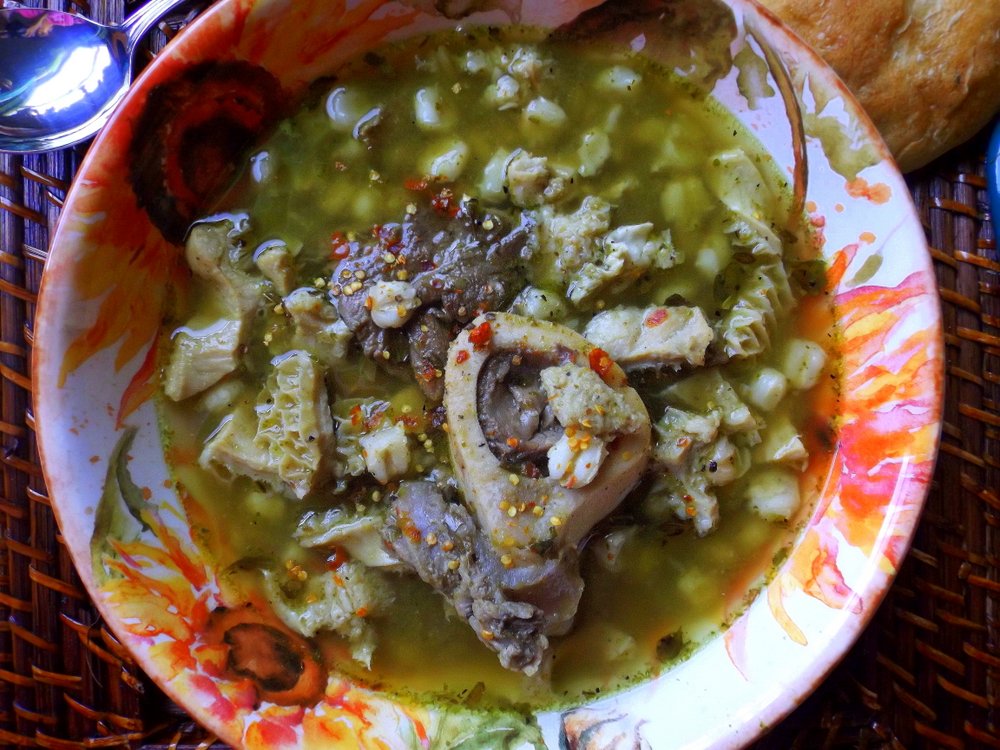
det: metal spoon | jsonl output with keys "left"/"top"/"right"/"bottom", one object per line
{"left": 0, "top": 0, "right": 191, "bottom": 153}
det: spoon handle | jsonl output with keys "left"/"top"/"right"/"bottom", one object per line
{"left": 122, "top": 0, "right": 191, "bottom": 52}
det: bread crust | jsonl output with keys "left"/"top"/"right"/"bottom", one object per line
{"left": 756, "top": 0, "right": 1000, "bottom": 171}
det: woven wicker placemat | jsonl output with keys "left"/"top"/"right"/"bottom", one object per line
{"left": 1, "top": 2, "right": 997, "bottom": 748}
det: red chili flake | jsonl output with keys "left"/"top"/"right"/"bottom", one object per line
{"left": 372, "top": 223, "right": 402, "bottom": 250}
{"left": 455, "top": 350, "right": 470, "bottom": 364}
{"left": 588, "top": 347, "right": 615, "bottom": 382}
{"left": 355, "top": 606, "right": 369, "bottom": 618}
{"left": 329, "top": 231, "right": 350, "bottom": 260}
{"left": 405, "top": 177, "right": 430, "bottom": 191}
{"left": 431, "top": 188, "right": 459, "bottom": 218}
{"left": 326, "top": 546, "right": 349, "bottom": 570}
{"left": 468, "top": 321, "right": 492, "bottom": 349}
{"left": 419, "top": 364, "right": 439, "bottom": 382}
{"left": 645, "top": 308, "right": 669, "bottom": 327}
{"left": 402, "top": 518, "right": 421, "bottom": 543}
{"left": 399, "top": 415, "right": 420, "bottom": 429}
{"left": 349, "top": 404, "right": 363, "bottom": 427}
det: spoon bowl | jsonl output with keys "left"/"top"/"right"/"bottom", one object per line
{"left": 0, "top": 0, "right": 190, "bottom": 153}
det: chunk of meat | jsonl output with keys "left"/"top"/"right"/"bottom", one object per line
{"left": 447, "top": 313, "right": 650, "bottom": 555}
{"left": 282, "top": 288, "right": 352, "bottom": 365}
{"left": 539, "top": 363, "right": 646, "bottom": 435}
{"left": 406, "top": 308, "right": 452, "bottom": 401}
{"left": 296, "top": 508, "right": 402, "bottom": 569}
{"left": 255, "top": 241, "right": 297, "bottom": 295}
{"left": 566, "top": 222, "right": 679, "bottom": 305}
{"left": 200, "top": 351, "right": 334, "bottom": 499}
{"left": 260, "top": 560, "right": 389, "bottom": 667}
{"left": 163, "top": 320, "right": 242, "bottom": 402}
{"left": 359, "top": 422, "right": 410, "bottom": 484}
{"left": 476, "top": 351, "right": 563, "bottom": 471}
{"left": 164, "top": 216, "right": 266, "bottom": 401}
{"left": 407, "top": 201, "right": 533, "bottom": 321}
{"left": 383, "top": 481, "right": 583, "bottom": 675}
{"left": 442, "top": 313, "right": 650, "bottom": 668}
{"left": 185, "top": 216, "right": 264, "bottom": 318}
{"left": 332, "top": 197, "right": 533, "bottom": 398}
{"left": 535, "top": 196, "right": 611, "bottom": 277}
{"left": 583, "top": 305, "right": 713, "bottom": 370}
{"left": 504, "top": 150, "right": 568, "bottom": 208}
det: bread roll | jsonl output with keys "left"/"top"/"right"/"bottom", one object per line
{"left": 756, "top": 0, "right": 1000, "bottom": 171}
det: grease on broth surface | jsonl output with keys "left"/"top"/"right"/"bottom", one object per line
{"left": 158, "top": 26, "right": 838, "bottom": 710}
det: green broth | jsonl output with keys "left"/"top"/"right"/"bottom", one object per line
{"left": 158, "top": 26, "right": 837, "bottom": 711}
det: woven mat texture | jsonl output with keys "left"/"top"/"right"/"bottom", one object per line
{"left": 0, "top": 1, "right": 997, "bottom": 748}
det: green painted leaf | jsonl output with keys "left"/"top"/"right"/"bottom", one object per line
{"left": 90, "top": 427, "right": 149, "bottom": 583}
{"left": 430, "top": 708, "right": 545, "bottom": 750}
{"left": 803, "top": 76, "right": 880, "bottom": 182}
{"left": 735, "top": 43, "right": 775, "bottom": 109}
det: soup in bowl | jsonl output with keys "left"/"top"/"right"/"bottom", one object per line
{"left": 34, "top": 1, "right": 942, "bottom": 747}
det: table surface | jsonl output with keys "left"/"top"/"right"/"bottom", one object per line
{"left": 0, "top": 2, "right": 997, "bottom": 748}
